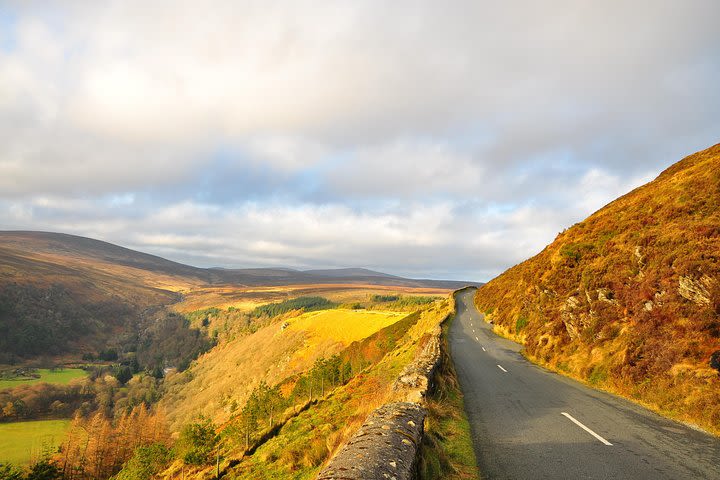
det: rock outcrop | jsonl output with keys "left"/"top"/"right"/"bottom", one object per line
{"left": 678, "top": 274, "right": 715, "bottom": 306}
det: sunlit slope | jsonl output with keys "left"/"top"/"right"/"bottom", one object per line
{"left": 168, "top": 300, "right": 452, "bottom": 480}
{"left": 160, "top": 308, "right": 406, "bottom": 428}
{"left": 475, "top": 143, "right": 720, "bottom": 433}
{"left": 286, "top": 309, "right": 406, "bottom": 347}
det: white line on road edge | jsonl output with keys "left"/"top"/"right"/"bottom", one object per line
{"left": 561, "top": 412, "right": 613, "bottom": 445}
{"left": 497, "top": 365, "right": 507, "bottom": 373}
{"left": 475, "top": 336, "right": 479, "bottom": 341}
{"left": 482, "top": 347, "right": 486, "bottom": 352}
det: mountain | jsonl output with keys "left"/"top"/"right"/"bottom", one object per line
{"left": 209, "top": 266, "right": 471, "bottom": 288}
{"left": 0, "top": 231, "right": 207, "bottom": 280}
{"left": 0, "top": 230, "right": 474, "bottom": 361}
{"left": 0, "top": 232, "right": 194, "bottom": 362}
{"left": 303, "top": 267, "right": 399, "bottom": 278}
{"left": 474, "top": 143, "right": 720, "bottom": 433}
{"left": 0, "top": 231, "right": 474, "bottom": 289}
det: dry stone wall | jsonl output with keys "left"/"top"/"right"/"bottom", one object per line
{"left": 393, "top": 326, "right": 441, "bottom": 403}
{"left": 318, "top": 311, "right": 447, "bottom": 480}
{"left": 316, "top": 402, "right": 426, "bottom": 480}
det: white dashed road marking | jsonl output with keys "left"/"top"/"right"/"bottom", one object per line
{"left": 561, "top": 412, "right": 613, "bottom": 446}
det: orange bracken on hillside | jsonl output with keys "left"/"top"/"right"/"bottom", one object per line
{"left": 475, "top": 143, "right": 720, "bottom": 434}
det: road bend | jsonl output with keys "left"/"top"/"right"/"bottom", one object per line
{"left": 451, "top": 288, "right": 720, "bottom": 479}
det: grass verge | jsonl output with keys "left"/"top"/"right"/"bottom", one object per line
{"left": 419, "top": 310, "right": 480, "bottom": 480}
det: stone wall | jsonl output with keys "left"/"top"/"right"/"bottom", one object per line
{"left": 317, "top": 306, "right": 448, "bottom": 480}
{"left": 393, "top": 326, "right": 441, "bottom": 403}
{"left": 316, "top": 402, "right": 426, "bottom": 480}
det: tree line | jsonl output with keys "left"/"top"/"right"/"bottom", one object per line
{"left": 250, "top": 296, "right": 336, "bottom": 318}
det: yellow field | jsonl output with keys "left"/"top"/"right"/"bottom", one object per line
{"left": 286, "top": 309, "right": 406, "bottom": 346}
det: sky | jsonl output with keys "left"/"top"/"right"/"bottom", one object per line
{"left": 1, "top": 1, "right": 719, "bottom": 281}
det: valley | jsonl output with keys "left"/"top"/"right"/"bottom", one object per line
{"left": 3, "top": 2, "right": 720, "bottom": 478}
{"left": 0, "top": 151, "right": 718, "bottom": 479}
{"left": 0, "top": 231, "right": 473, "bottom": 478}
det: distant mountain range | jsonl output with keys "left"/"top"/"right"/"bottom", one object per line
{"left": 0, "top": 231, "right": 475, "bottom": 289}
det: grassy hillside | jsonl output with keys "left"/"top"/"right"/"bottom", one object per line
{"left": 475, "top": 143, "right": 720, "bottom": 433}
{"left": 160, "top": 308, "right": 407, "bottom": 428}
{"left": 163, "top": 299, "right": 452, "bottom": 480}
{"left": 0, "top": 233, "right": 202, "bottom": 362}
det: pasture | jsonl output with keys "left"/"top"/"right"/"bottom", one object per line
{"left": 0, "top": 368, "right": 87, "bottom": 390}
{"left": 0, "top": 419, "right": 71, "bottom": 465}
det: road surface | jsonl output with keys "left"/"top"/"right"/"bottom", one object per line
{"left": 450, "top": 288, "right": 720, "bottom": 479}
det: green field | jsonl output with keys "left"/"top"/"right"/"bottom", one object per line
{"left": 0, "top": 368, "right": 87, "bottom": 390}
{"left": 0, "top": 419, "right": 71, "bottom": 465}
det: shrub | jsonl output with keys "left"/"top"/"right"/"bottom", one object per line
{"left": 711, "top": 351, "right": 720, "bottom": 374}
{"left": 396, "top": 296, "right": 435, "bottom": 306}
{"left": 0, "top": 463, "right": 23, "bottom": 480}
{"left": 26, "top": 458, "right": 61, "bottom": 480}
{"left": 515, "top": 316, "right": 529, "bottom": 333}
{"left": 588, "top": 365, "right": 608, "bottom": 385}
{"left": 559, "top": 242, "right": 594, "bottom": 263}
{"left": 114, "top": 443, "right": 172, "bottom": 480}
{"left": 177, "top": 417, "right": 219, "bottom": 465}
{"left": 114, "top": 365, "right": 133, "bottom": 385}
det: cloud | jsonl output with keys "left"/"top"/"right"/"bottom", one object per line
{"left": 324, "top": 140, "right": 484, "bottom": 199}
{"left": 0, "top": 1, "right": 719, "bottom": 280}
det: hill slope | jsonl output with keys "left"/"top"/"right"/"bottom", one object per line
{"left": 0, "top": 232, "right": 196, "bottom": 361}
{"left": 160, "top": 308, "right": 407, "bottom": 428}
{"left": 0, "top": 231, "right": 208, "bottom": 281}
{"left": 475, "top": 143, "right": 720, "bottom": 433}
{"left": 0, "top": 231, "right": 471, "bottom": 361}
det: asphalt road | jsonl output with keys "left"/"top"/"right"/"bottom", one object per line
{"left": 450, "top": 288, "right": 720, "bottom": 480}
